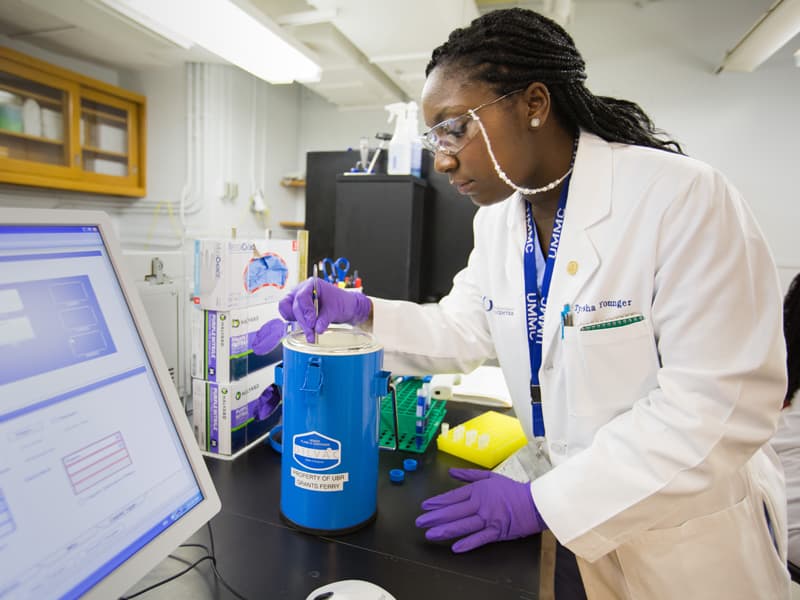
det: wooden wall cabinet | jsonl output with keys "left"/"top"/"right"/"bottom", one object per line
{"left": 0, "top": 46, "right": 146, "bottom": 197}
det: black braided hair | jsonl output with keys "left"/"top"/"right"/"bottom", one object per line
{"left": 426, "top": 8, "right": 684, "bottom": 154}
{"left": 784, "top": 273, "right": 800, "bottom": 405}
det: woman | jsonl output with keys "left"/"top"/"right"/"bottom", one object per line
{"left": 273, "top": 8, "right": 789, "bottom": 599}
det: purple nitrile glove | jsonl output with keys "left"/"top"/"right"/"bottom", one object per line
{"left": 415, "top": 468, "right": 547, "bottom": 553}
{"left": 278, "top": 277, "right": 372, "bottom": 343}
{"left": 252, "top": 318, "right": 287, "bottom": 355}
{"left": 249, "top": 384, "right": 281, "bottom": 420}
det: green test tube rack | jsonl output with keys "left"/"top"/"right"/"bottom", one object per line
{"left": 379, "top": 378, "right": 447, "bottom": 453}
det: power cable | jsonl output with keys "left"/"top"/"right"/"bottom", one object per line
{"left": 118, "top": 523, "right": 249, "bottom": 599}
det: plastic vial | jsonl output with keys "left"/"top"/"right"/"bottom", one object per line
{"left": 465, "top": 429, "right": 477, "bottom": 446}
{"left": 452, "top": 425, "right": 465, "bottom": 442}
{"left": 441, "top": 423, "right": 450, "bottom": 436}
{"left": 478, "top": 433, "right": 490, "bottom": 449}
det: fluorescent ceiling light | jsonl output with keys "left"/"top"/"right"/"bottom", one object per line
{"left": 89, "top": 0, "right": 194, "bottom": 49}
{"left": 717, "top": 0, "right": 800, "bottom": 73}
{"left": 276, "top": 9, "right": 338, "bottom": 27}
{"left": 96, "top": 0, "right": 321, "bottom": 83}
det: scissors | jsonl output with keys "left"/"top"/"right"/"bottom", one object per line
{"left": 321, "top": 257, "right": 350, "bottom": 283}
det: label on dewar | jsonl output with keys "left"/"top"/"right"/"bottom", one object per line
{"left": 291, "top": 468, "right": 349, "bottom": 492}
{"left": 293, "top": 431, "right": 341, "bottom": 470}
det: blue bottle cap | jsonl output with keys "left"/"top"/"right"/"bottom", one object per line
{"left": 389, "top": 468, "right": 405, "bottom": 483}
{"left": 403, "top": 458, "right": 418, "bottom": 472}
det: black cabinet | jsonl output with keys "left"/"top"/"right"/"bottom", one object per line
{"left": 305, "top": 151, "right": 362, "bottom": 273}
{"left": 420, "top": 161, "right": 478, "bottom": 301}
{"left": 334, "top": 175, "right": 426, "bottom": 301}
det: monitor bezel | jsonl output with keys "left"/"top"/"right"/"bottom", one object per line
{"left": 0, "top": 207, "right": 221, "bottom": 599}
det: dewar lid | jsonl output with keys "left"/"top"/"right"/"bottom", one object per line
{"left": 283, "top": 325, "right": 382, "bottom": 356}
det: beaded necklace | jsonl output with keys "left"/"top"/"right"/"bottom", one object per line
{"left": 468, "top": 108, "right": 578, "bottom": 196}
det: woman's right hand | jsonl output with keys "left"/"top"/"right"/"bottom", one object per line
{"left": 278, "top": 277, "right": 372, "bottom": 343}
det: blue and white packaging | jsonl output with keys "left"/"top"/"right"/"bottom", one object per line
{"left": 192, "top": 367, "right": 282, "bottom": 457}
{"left": 190, "top": 302, "right": 283, "bottom": 382}
{"left": 194, "top": 231, "right": 308, "bottom": 311}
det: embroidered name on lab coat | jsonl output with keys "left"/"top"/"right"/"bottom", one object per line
{"left": 573, "top": 298, "right": 633, "bottom": 314}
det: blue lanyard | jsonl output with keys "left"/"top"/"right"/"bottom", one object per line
{"left": 523, "top": 177, "right": 570, "bottom": 437}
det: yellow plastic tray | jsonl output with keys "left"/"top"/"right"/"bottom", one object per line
{"left": 436, "top": 410, "right": 527, "bottom": 468}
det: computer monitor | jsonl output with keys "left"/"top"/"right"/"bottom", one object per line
{"left": 0, "top": 208, "right": 221, "bottom": 599}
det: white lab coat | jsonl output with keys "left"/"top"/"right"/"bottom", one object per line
{"left": 371, "top": 131, "right": 790, "bottom": 599}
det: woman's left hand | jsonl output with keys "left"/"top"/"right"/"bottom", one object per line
{"left": 415, "top": 468, "right": 547, "bottom": 553}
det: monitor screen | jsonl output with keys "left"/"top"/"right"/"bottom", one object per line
{"left": 0, "top": 210, "right": 220, "bottom": 599}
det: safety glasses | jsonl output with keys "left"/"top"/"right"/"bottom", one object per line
{"left": 420, "top": 89, "right": 523, "bottom": 156}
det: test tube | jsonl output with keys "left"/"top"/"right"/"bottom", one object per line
{"left": 452, "top": 425, "right": 465, "bottom": 442}
{"left": 424, "top": 382, "right": 432, "bottom": 413}
{"left": 441, "top": 423, "right": 450, "bottom": 436}
{"left": 465, "top": 429, "right": 477, "bottom": 446}
{"left": 415, "top": 390, "right": 425, "bottom": 449}
{"left": 478, "top": 433, "right": 490, "bottom": 449}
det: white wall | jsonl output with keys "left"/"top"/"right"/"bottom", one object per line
{"left": 569, "top": 0, "right": 800, "bottom": 287}
{"left": 297, "top": 86, "right": 389, "bottom": 163}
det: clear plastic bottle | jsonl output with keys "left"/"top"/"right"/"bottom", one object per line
{"left": 386, "top": 102, "right": 411, "bottom": 175}
{"left": 406, "top": 101, "right": 423, "bottom": 178}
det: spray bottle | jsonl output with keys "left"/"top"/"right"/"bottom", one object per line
{"left": 386, "top": 102, "right": 411, "bottom": 175}
{"left": 406, "top": 101, "right": 423, "bottom": 178}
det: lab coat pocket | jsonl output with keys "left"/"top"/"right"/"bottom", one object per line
{"left": 567, "top": 318, "right": 659, "bottom": 419}
{"left": 748, "top": 446, "right": 789, "bottom": 562}
{"left": 616, "top": 491, "right": 786, "bottom": 599}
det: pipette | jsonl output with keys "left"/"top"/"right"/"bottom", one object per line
{"left": 366, "top": 132, "right": 393, "bottom": 174}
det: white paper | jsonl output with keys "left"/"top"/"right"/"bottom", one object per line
{"left": 448, "top": 365, "right": 512, "bottom": 407}
{"left": 493, "top": 440, "right": 552, "bottom": 482}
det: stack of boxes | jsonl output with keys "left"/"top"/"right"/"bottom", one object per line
{"left": 191, "top": 232, "right": 308, "bottom": 458}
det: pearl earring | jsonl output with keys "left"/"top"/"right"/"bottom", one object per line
{"left": 530, "top": 117, "right": 541, "bottom": 128}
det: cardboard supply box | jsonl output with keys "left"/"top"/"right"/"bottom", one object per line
{"left": 190, "top": 301, "right": 283, "bottom": 383}
{"left": 194, "top": 231, "right": 308, "bottom": 311}
{"left": 193, "top": 367, "right": 281, "bottom": 457}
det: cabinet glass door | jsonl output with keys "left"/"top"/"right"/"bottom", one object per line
{"left": 80, "top": 90, "right": 137, "bottom": 182}
{"left": 0, "top": 62, "right": 76, "bottom": 173}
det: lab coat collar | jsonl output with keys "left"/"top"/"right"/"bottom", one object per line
{"left": 540, "top": 131, "right": 613, "bottom": 365}
{"left": 568, "top": 131, "right": 613, "bottom": 230}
